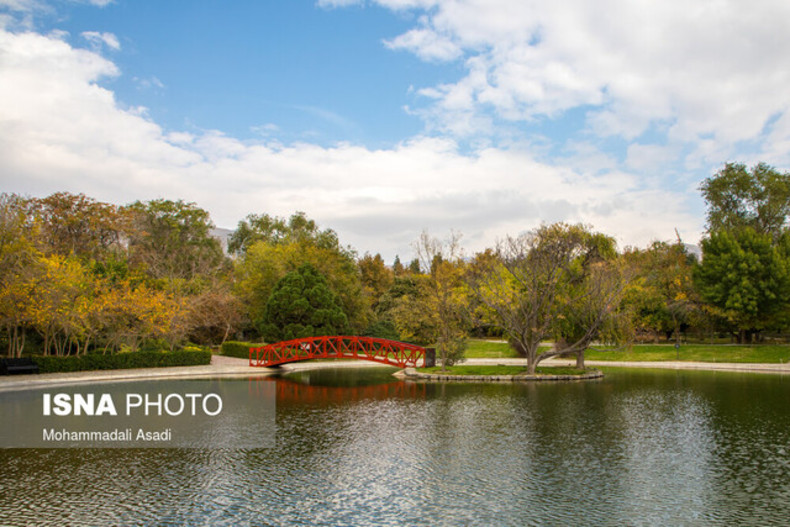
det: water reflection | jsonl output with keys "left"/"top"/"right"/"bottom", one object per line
{"left": 1, "top": 368, "right": 789, "bottom": 525}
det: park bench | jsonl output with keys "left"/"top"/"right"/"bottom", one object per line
{"left": 0, "top": 357, "right": 40, "bottom": 375}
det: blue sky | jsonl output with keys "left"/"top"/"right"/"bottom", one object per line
{"left": 2, "top": 0, "right": 790, "bottom": 260}
{"left": 32, "top": 1, "right": 441, "bottom": 145}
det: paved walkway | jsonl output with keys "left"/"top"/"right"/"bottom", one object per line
{"left": 1, "top": 355, "right": 788, "bottom": 392}
{"left": 0, "top": 354, "right": 269, "bottom": 392}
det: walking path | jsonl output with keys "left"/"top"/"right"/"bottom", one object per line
{"left": 1, "top": 355, "right": 788, "bottom": 392}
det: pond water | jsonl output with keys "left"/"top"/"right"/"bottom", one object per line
{"left": 1, "top": 367, "right": 789, "bottom": 525}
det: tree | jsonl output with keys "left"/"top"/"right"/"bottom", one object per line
{"left": 694, "top": 228, "right": 790, "bottom": 343}
{"left": 259, "top": 264, "right": 348, "bottom": 342}
{"left": 186, "top": 281, "right": 245, "bottom": 345}
{"left": 411, "top": 231, "right": 469, "bottom": 368}
{"left": 233, "top": 217, "right": 369, "bottom": 335}
{"left": 385, "top": 275, "right": 438, "bottom": 345}
{"left": 122, "top": 199, "right": 227, "bottom": 282}
{"left": 228, "top": 211, "right": 342, "bottom": 255}
{"left": 383, "top": 233, "right": 469, "bottom": 368}
{"left": 31, "top": 192, "right": 121, "bottom": 261}
{"left": 622, "top": 241, "right": 699, "bottom": 343}
{"left": 700, "top": 162, "right": 790, "bottom": 239}
{"left": 92, "top": 279, "right": 176, "bottom": 353}
{"left": 25, "top": 254, "right": 93, "bottom": 356}
{"left": 392, "top": 255, "right": 405, "bottom": 276}
{"left": 467, "top": 223, "right": 628, "bottom": 374}
{"left": 553, "top": 255, "right": 631, "bottom": 368}
{"left": 0, "top": 194, "right": 37, "bottom": 277}
{"left": 358, "top": 253, "right": 393, "bottom": 312}
{"left": 0, "top": 194, "right": 38, "bottom": 356}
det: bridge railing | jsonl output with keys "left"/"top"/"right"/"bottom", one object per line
{"left": 249, "top": 336, "right": 427, "bottom": 368}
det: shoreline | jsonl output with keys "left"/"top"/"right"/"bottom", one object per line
{"left": 0, "top": 355, "right": 788, "bottom": 393}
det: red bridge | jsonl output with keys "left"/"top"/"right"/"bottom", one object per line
{"left": 249, "top": 336, "right": 428, "bottom": 368}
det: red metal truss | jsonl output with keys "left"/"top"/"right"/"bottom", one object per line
{"left": 249, "top": 336, "right": 427, "bottom": 368}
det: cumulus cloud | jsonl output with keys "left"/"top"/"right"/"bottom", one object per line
{"left": 373, "top": 0, "right": 790, "bottom": 164}
{"left": 0, "top": 27, "right": 703, "bottom": 259}
{"left": 385, "top": 26, "right": 463, "bottom": 62}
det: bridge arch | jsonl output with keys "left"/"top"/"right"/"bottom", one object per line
{"left": 249, "top": 336, "right": 428, "bottom": 368}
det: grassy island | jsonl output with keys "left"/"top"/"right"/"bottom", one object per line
{"left": 418, "top": 365, "right": 588, "bottom": 376}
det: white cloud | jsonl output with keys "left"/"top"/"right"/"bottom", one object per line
{"left": 373, "top": 0, "right": 790, "bottom": 164}
{"left": 81, "top": 30, "right": 119, "bottom": 50}
{"left": 0, "top": 0, "right": 43, "bottom": 11}
{"left": 316, "top": 0, "right": 364, "bottom": 8}
{"left": 0, "top": 24, "right": 704, "bottom": 260}
{"left": 625, "top": 144, "right": 678, "bottom": 173}
{"left": 385, "top": 27, "right": 462, "bottom": 62}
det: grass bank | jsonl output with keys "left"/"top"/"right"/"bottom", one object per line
{"left": 463, "top": 339, "right": 790, "bottom": 363}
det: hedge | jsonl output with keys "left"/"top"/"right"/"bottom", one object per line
{"left": 220, "top": 341, "right": 263, "bottom": 360}
{"left": 32, "top": 349, "right": 212, "bottom": 374}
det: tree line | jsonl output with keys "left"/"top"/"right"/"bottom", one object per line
{"left": 2, "top": 162, "right": 789, "bottom": 370}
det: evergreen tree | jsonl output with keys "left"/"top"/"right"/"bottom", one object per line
{"left": 259, "top": 263, "right": 348, "bottom": 342}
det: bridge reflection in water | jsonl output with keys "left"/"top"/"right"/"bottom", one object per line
{"left": 246, "top": 371, "right": 427, "bottom": 407}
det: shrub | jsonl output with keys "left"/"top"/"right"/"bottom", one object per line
{"left": 32, "top": 349, "right": 211, "bottom": 373}
{"left": 220, "top": 341, "right": 262, "bottom": 360}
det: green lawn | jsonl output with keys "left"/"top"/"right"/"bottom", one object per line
{"left": 464, "top": 339, "right": 548, "bottom": 358}
{"left": 463, "top": 339, "right": 790, "bottom": 364}
{"left": 585, "top": 344, "right": 790, "bottom": 363}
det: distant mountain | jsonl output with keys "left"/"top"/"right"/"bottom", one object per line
{"left": 211, "top": 227, "right": 233, "bottom": 254}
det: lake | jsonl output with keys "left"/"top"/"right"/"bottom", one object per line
{"left": 1, "top": 367, "right": 789, "bottom": 525}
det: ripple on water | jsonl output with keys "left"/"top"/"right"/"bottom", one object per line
{"left": 1, "top": 369, "right": 789, "bottom": 525}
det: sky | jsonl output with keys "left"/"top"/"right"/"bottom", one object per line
{"left": 2, "top": 0, "right": 790, "bottom": 261}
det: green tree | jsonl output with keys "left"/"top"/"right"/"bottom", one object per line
{"left": 234, "top": 215, "right": 369, "bottom": 335}
{"left": 122, "top": 199, "right": 227, "bottom": 282}
{"left": 358, "top": 252, "right": 393, "bottom": 311}
{"left": 392, "top": 255, "right": 405, "bottom": 276}
{"left": 385, "top": 275, "right": 438, "bottom": 345}
{"left": 228, "top": 211, "right": 342, "bottom": 255}
{"left": 694, "top": 228, "right": 790, "bottom": 343}
{"left": 622, "top": 241, "right": 699, "bottom": 343}
{"left": 412, "top": 231, "right": 469, "bottom": 368}
{"left": 700, "top": 162, "right": 790, "bottom": 239}
{"left": 260, "top": 264, "right": 348, "bottom": 342}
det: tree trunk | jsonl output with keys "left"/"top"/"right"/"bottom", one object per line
{"left": 575, "top": 351, "right": 585, "bottom": 369}
{"left": 511, "top": 339, "right": 538, "bottom": 374}
{"left": 526, "top": 359, "right": 537, "bottom": 375}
